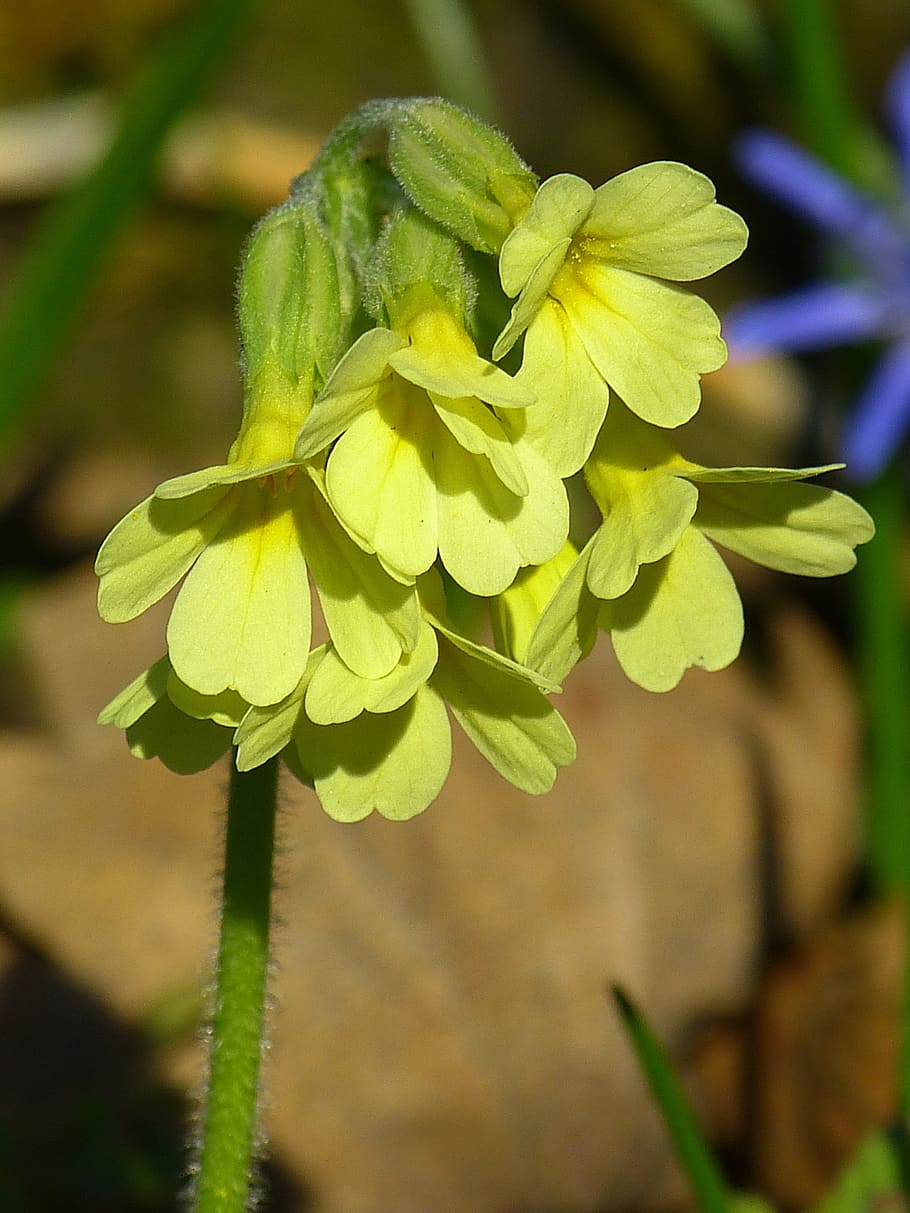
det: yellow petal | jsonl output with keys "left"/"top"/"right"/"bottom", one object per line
{"left": 98, "top": 655, "right": 171, "bottom": 727}
{"left": 95, "top": 487, "right": 234, "bottom": 622}
{"left": 304, "top": 622, "right": 438, "bottom": 725}
{"left": 303, "top": 475, "right": 420, "bottom": 678}
{"left": 558, "top": 261, "right": 727, "bottom": 427}
{"left": 294, "top": 327, "right": 405, "bottom": 459}
{"left": 434, "top": 425, "right": 568, "bottom": 595}
{"left": 582, "top": 162, "right": 748, "bottom": 281}
{"left": 605, "top": 527, "right": 743, "bottom": 691}
{"left": 234, "top": 648, "right": 324, "bottom": 772}
{"left": 167, "top": 486, "right": 311, "bottom": 705}
{"left": 695, "top": 480, "right": 875, "bottom": 576}
{"left": 433, "top": 636, "right": 575, "bottom": 795}
{"left": 499, "top": 173, "right": 594, "bottom": 295}
{"left": 294, "top": 686, "right": 452, "bottom": 821}
{"left": 585, "top": 466, "right": 698, "bottom": 599}
{"left": 326, "top": 380, "right": 438, "bottom": 579}
{"left": 431, "top": 392, "right": 528, "bottom": 496}
{"left": 390, "top": 307, "right": 534, "bottom": 408}
{"left": 125, "top": 698, "right": 232, "bottom": 774}
{"left": 507, "top": 298, "right": 610, "bottom": 476}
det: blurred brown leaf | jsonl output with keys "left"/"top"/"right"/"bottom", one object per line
{"left": 0, "top": 452, "right": 867, "bottom": 1211}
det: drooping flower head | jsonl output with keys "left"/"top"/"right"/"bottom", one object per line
{"left": 725, "top": 52, "right": 910, "bottom": 480}
{"left": 96, "top": 95, "right": 874, "bottom": 822}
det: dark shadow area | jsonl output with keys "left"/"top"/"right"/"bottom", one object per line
{"left": 0, "top": 909, "right": 310, "bottom": 1212}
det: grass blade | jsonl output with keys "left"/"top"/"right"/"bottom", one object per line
{"left": 611, "top": 984, "right": 732, "bottom": 1213}
{"left": 0, "top": 0, "right": 259, "bottom": 450}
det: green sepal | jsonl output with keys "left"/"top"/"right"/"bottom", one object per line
{"left": 238, "top": 199, "right": 341, "bottom": 386}
{"left": 365, "top": 206, "right": 471, "bottom": 326}
{"left": 299, "top": 152, "right": 400, "bottom": 337}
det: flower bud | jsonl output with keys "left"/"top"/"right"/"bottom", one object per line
{"left": 387, "top": 98, "right": 538, "bottom": 253}
{"left": 238, "top": 200, "right": 341, "bottom": 388}
{"left": 364, "top": 205, "right": 473, "bottom": 326}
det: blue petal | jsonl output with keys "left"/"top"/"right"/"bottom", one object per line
{"left": 725, "top": 282, "right": 889, "bottom": 358}
{"left": 733, "top": 130, "right": 904, "bottom": 265}
{"left": 841, "top": 338, "right": 910, "bottom": 480}
{"left": 885, "top": 52, "right": 910, "bottom": 183}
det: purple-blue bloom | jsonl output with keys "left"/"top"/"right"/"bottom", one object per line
{"left": 725, "top": 53, "right": 910, "bottom": 480}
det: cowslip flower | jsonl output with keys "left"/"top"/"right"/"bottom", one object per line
{"left": 96, "top": 204, "right": 421, "bottom": 706}
{"left": 232, "top": 573, "right": 576, "bottom": 821}
{"left": 724, "top": 53, "right": 910, "bottom": 480}
{"left": 502, "top": 403, "right": 874, "bottom": 692}
{"left": 294, "top": 285, "right": 569, "bottom": 597}
{"left": 492, "top": 163, "right": 749, "bottom": 459}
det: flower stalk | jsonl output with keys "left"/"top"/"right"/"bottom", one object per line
{"left": 193, "top": 756, "right": 279, "bottom": 1213}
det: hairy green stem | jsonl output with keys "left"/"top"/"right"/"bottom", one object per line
{"left": 194, "top": 757, "right": 279, "bottom": 1213}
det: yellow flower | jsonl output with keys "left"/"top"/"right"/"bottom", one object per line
{"left": 294, "top": 301, "right": 569, "bottom": 595}
{"left": 508, "top": 403, "right": 874, "bottom": 692}
{"left": 234, "top": 574, "right": 575, "bottom": 820}
{"left": 493, "top": 164, "right": 748, "bottom": 443}
{"left": 96, "top": 367, "right": 420, "bottom": 705}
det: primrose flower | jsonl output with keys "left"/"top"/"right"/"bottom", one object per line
{"left": 96, "top": 436, "right": 420, "bottom": 705}
{"left": 492, "top": 163, "right": 748, "bottom": 449}
{"left": 725, "top": 54, "right": 910, "bottom": 480}
{"left": 97, "top": 201, "right": 421, "bottom": 706}
{"left": 294, "top": 294, "right": 569, "bottom": 596}
{"left": 232, "top": 573, "right": 576, "bottom": 821}
{"left": 509, "top": 403, "right": 874, "bottom": 692}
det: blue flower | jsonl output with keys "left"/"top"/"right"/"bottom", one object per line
{"left": 725, "top": 54, "right": 910, "bottom": 480}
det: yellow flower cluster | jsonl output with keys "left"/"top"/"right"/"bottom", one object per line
{"left": 96, "top": 99, "right": 874, "bottom": 820}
